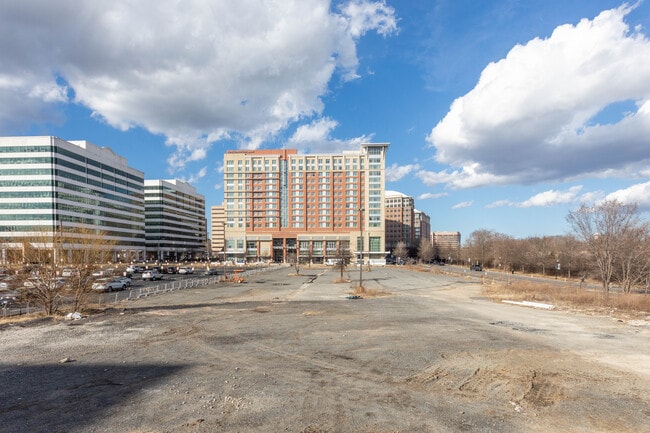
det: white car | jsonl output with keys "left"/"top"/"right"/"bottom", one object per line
{"left": 92, "top": 269, "right": 114, "bottom": 278}
{"left": 142, "top": 270, "right": 163, "bottom": 281}
{"left": 92, "top": 278, "right": 126, "bottom": 292}
{"left": 116, "top": 276, "right": 132, "bottom": 287}
{"left": 178, "top": 267, "right": 194, "bottom": 274}
{"left": 61, "top": 268, "right": 80, "bottom": 278}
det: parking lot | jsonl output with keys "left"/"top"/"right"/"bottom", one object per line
{"left": 1, "top": 265, "right": 648, "bottom": 433}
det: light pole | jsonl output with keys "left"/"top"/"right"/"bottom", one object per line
{"left": 358, "top": 207, "right": 364, "bottom": 289}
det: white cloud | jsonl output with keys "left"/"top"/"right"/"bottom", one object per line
{"left": 386, "top": 163, "right": 421, "bottom": 182}
{"left": 486, "top": 199, "right": 514, "bottom": 208}
{"left": 416, "top": 165, "right": 515, "bottom": 189}
{"left": 452, "top": 201, "right": 473, "bottom": 209}
{"left": 287, "top": 117, "right": 373, "bottom": 153}
{"left": 427, "top": 4, "right": 650, "bottom": 188}
{"left": 339, "top": 0, "right": 399, "bottom": 38}
{"left": 0, "top": 0, "right": 397, "bottom": 170}
{"left": 180, "top": 166, "right": 208, "bottom": 185}
{"left": 518, "top": 186, "right": 583, "bottom": 208}
{"left": 604, "top": 181, "right": 650, "bottom": 209}
{"left": 417, "top": 192, "right": 448, "bottom": 200}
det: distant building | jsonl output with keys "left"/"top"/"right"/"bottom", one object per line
{"left": 0, "top": 136, "right": 145, "bottom": 262}
{"left": 211, "top": 205, "right": 225, "bottom": 259}
{"left": 144, "top": 179, "right": 206, "bottom": 261}
{"left": 222, "top": 143, "right": 389, "bottom": 264}
{"left": 431, "top": 231, "right": 461, "bottom": 261}
{"left": 384, "top": 190, "right": 414, "bottom": 250}
{"left": 414, "top": 209, "right": 430, "bottom": 245}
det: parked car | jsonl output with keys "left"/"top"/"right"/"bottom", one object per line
{"left": 142, "top": 270, "right": 163, "bottom": 281}
{"left": 0, "top": 290, "right": 19, "bottom": 307}
{"left": 125, "top": 265, "right": 144, "bottom": 274}
{"left": 470, "top": 264, "right": 483, "bottom": 271}
{"left": 116, "top": 276, "right": 132, "bottom": 287}
{"left": 165, "top": 266, "right": 177, "bottom": 274}
{"left": 204, "top": 268, "right": 218, "bottom": 275}
{"left": 92, "top": 268, "right": 114, "bottom": 278}
{"left": 178, "top": 267, "right": 193, "bottom": 275}
{"left": 92, "top": 278, "right": 126, "bottom": 292}
{"left": 61, "top": 268, "right": 80, "bottom": 278}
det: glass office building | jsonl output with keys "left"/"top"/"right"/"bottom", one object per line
{"left": 0, "top": 136, "right": 145, "bottom": 263}
{"left": 144, "top": 179, "right": 207, "bottom": 261}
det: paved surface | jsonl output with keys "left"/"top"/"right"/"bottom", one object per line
{"left": 1, "top": 265, "right": 648, "bottom": 433}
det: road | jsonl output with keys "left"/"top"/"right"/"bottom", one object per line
{"left": 0, "top": 265, "right": 648, "bottom": 433}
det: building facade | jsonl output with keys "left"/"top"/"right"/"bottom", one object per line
{"left": 144, "top": 179, "right": 206, "bottom": 261}
{"left": 223, "top": 143, "right": 389, "bottom": 264}
{"left": 210, "top": 205, "right": 225, "bottom": 259}
{"left": 384, "top": 190, "right": 414, "bottom": 250}
{"left": 431, "top": 231, "right": 462, "bottom": 262}
{"left": 0, "top": 136, "right": 145, "bottom": 263}
{"left": 413, "top": 209, "right": 431, "bottom": 245}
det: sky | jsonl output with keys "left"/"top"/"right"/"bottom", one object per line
{"left": 2, "top": 0, "right": 650, "bottom": 241}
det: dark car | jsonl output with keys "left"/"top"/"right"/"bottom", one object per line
{"left": 470, "top": 264, "right": 483, "bottom": 271}
{"left": 166, "top": 266, "right": 177, "bottom": 274}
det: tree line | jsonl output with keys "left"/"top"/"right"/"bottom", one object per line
{"left": 459, "top": 200, "right": 650, "bottom": 294}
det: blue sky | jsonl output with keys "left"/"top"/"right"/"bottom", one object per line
{"left": 2, "top": 0, "right": 650, "bottom": 240}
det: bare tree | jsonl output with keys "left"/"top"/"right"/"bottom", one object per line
{"left": 62, "top": 227, "right": 115, "bottom": 312}
{"left": 567, "top": 200, "right": 641, "bottom": 293}
{"left": 13, "top": 232, "right": 66, "bottom": 315}
{"left": 465, "top": 229, "right": 495, "bottom": 267}
{"left": 611, "top": 224, "right": 650, "bottom": 293}
{"left": 286, "top": 251, "right": 300, "bottom": 275}
{"left": 527, "top": 236, "right": 556, "bottom": 275}
{"left": 333, "top": 247, "right": 353, "bottom": 281}
{"left": 5, "top": 226, "right": 118, "bottom": 315}
{"left": 417, "top": 238, "right": 435, "bottom": 263}
{"left": 393, "top": 241, "right": 408, "bottom": 264}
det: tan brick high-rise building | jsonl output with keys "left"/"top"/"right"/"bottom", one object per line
{"left": 222, "top": 143, "right": 389, "bottom": 264}
{"left": 414, "top": 209, "right": 431, "bottom": 245}
{"left": 384, "top": 190, "right": 414, "bottom": 250}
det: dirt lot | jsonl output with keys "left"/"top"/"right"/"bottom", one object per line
{"left": 1, "top": 266, "right": 649, "bottom": 433}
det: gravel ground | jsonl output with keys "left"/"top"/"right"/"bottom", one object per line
{"left": 1, "top": 265, "right": 649, "bottom": 433}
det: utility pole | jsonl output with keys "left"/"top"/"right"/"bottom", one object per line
{"left": 359, "top": 207, "right": 364, "bottom": 289}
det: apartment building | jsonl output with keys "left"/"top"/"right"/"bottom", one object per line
{"left": 0, "top": 136, "right": 145, "bottom": 263}
{"left": 144, "top": 179, "right": 206, "bottom": 261}
{"left": 222, "top": 143, "right": 389, "bottom": 264}
{"left": 384, "top": 190, "right": 414, "bottom": 250}
{"left": 414, "top": 209, "right": 431, "bottom": 245}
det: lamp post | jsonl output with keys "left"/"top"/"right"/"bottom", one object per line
{"left": 358, "top": 207, "right": 364, "bottom": 289}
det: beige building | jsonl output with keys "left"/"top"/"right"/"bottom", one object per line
{"left": 384, "top": 190, "right": 414, "bottom": 250}
{"left": 223, "top": 143, "right": 389, "bottom": 264}
{"left": 431, "top": 231, "right": 461, "bottom": 262}
{"left": 210, "top": 205, "right": 225, "bottom": 258}
{"left": 414, "top": 209, "right": 431, "bottom": 245}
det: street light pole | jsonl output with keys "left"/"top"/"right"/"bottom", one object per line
{"left": 359, "top": 207, "right": 364, "bottom": 289}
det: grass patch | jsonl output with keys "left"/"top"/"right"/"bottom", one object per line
{"left": 483, "top": 281, "right": 650, "bottom": 320}
{"left": 350, "top": 285, "right": 390, "bottom": 298}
